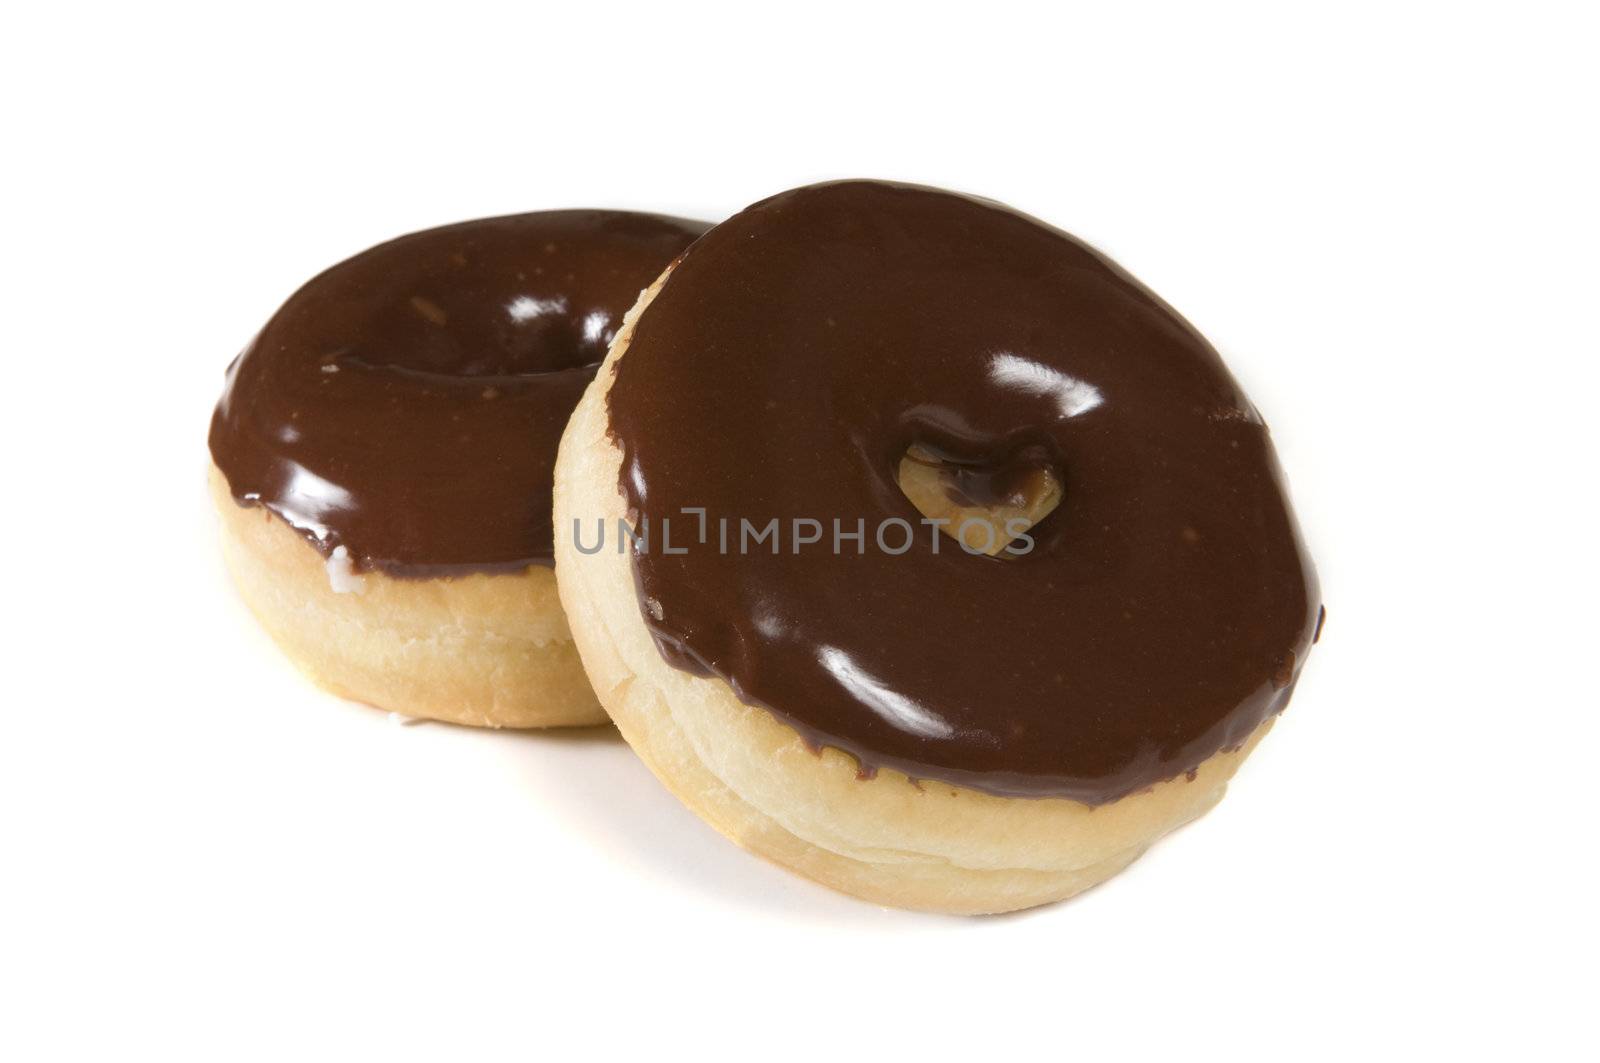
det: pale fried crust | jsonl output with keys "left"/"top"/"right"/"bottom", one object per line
{"left": 211, "top": 464, "right": 604, "bottom": 728}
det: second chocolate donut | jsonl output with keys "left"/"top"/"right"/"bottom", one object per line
{"left": 210, "top": 210, "right": 708, "bottom": 727}
{"left": 553, "top": 181, "right": 1320, "bottom": 912}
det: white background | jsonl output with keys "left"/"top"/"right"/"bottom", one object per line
{"left": 5, "top": 3, "right": 1596, "bottom": 1059}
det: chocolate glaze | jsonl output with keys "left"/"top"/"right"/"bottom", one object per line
{"left": 210, "top": 210, "right": 708, "bottom": 576}
{"left": 606, "top": 181, "right": 1320, "bottom": 803}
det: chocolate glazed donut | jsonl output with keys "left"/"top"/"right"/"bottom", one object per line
{"left": 212, "top": 210, "right": 709, "bottom": 574}
{"left": 211, "top": 210, "right": 708, "bottom": 727}
{"left": 553, "top": 180, "right": 1321, "bottom": 911}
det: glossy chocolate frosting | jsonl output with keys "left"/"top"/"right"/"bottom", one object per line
{"left": 210, "top": 210, "right": 708, "bottom": 576}
{"left": 605, "top": 181, "right": 1320, "bottom": 803}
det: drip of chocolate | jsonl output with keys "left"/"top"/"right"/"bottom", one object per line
{"left": 605, "top": 181, "right": 1320, "bottom": 803}
{"left": 210, "top": 210, "right": 708, "bottom": 576}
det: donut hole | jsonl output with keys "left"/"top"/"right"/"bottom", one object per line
{"left": 896, "top": 444, "right": 1062, "bottom": 556}
{"left": 344, "top": 294, "right": 607, "bottom": 380}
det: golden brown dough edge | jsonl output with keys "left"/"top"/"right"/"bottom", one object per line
{"left": 552, "top": 273, "right": 1275, "bottom": 914}
{"left": 210, "top": 464, "right": 605, "bottom": 728}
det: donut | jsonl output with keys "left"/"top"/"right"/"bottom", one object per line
{"left": 553, "top": 181, "right": 1321, "bottom": 912}
{"left": 210, "top": 210, "right": 708, "bottom": 727}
